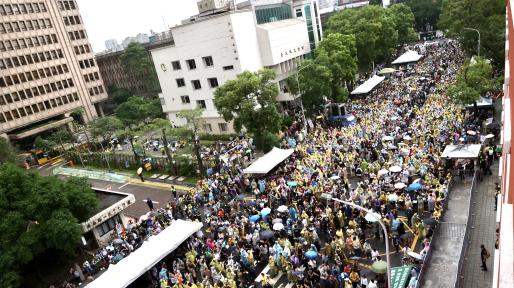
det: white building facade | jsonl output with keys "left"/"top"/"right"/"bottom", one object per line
{"left": 151, "top": 1, "right": 321, "bottom": 134}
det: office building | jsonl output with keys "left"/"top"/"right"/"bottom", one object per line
{"left": 151, "top": 0, "right": 321, "bottom": 134}
{"left": 0, "top": 0, "right": 107, "bottom": 142}
{"left": 105, "top": 38, "right": 122, "bottom": 52}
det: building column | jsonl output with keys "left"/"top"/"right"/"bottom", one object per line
{"left": 96, "top": 103, "right": 105, "bottom": 117}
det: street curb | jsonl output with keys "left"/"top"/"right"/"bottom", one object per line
{"left": 127, "top": 178, "right": 193, "bottom": 192}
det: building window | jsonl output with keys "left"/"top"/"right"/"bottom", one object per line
{"left": 171, "top": 61, "right": 181, "bottom": 70}
{"left": 296, "top": 8, "right": 302, "bottom": 17}
{"left": 203, "top": 56, "right": 214, "bottom": 67}
{"left": 176, "top": 78, "right": 185, "bottom": 87}
{"left": 186, "top": 59, "right": 196, "bottom": 70}
{"left": 208, "top": 77, "right": 219, "bottom": 88}
{"left": 197, "top": 100, "right": 206, "bottom": 109}
{"left": 203, "top": 123, "right": 212, "bottom": 132}
{"left": 96, "top": 214, "right": 122, "bottom": 237}
{"left": 180, "top": 95, "right": 190, "bottom": 104}
{"left": 159, "top": 98, "right": 165, "bottom": 105}
{"left": 223, "top": 65, "right": 234, "bottom": 70}
{"left": 191, "top": 80, "right": 202, "bottom": 90}
{"left": 218, "top": 123, "right": 228, "bottom": 132}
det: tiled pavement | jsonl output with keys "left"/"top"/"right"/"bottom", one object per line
{"left": 460, "top": 162, "right": 499, "bottom": 288}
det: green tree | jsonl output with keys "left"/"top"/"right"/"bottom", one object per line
{"left": 47, "top": 128, "right": 73, "bottom": 152}
{"left": 0, "top": 165, "right": 97, "bottom": 287}
{"left": 327, "top": 5, "right": 399, "bottom": 70}
{"left": 110, "top": 87, "right": 133, "bottom": 106}
{"left": 214, "top": 69, "right": 283, "bottom": 151}
{"left": 115, "top": 96, "right": 162, "bottom": 126}
{"left": 89, "top": 116, "right": 124, "bottom": 143}
{"left": 447, "top": 57, "right": 495, "bottom": 104}
{"left": 316, "top": 33, "right": 358, "bottom": 93}
{"left": 389, "top": 3, "right": 418, "bottom": 45}
{"left": 176, "top": 109, "right": 206, "bottom": 177}
{"left": 120, "top": 42, "right": 159, "bottom": 92}
{"left": 287, "top": 58, "right": 332, "bottom": 115}
{"left": 143, "top": 118, "right": 175, "bottom": 168}
{"left": 0, "top": 138, "right": 18, "bottom": 164}
{"left": 438, "top": 0, "right": 505, "bottom": 66}
{"left": 397, "top": 0, "right": 442, "bottom": 31}
{"left": 369, "top": 0, "right": 382, "bottom": 5}
{"left": 33, "top": 136, "right": 54, "bottom": 151}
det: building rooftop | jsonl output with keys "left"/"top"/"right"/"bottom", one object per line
{"left": 257, "top": 18, "right": 306, "bottom": 30}
{"left": 80, "top": 188, "right": 135, "bottom": 232}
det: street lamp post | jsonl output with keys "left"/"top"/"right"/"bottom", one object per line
{"left": 463, "top": 27, "right": 481, "bottom": 57}
{"left": 321, "top": 193, "right": 391, "bottom": 288}
{"left": 295, "top": 63, "right": 312, "bottom": 136}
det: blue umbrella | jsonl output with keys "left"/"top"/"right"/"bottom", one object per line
{"left": 261, "top": 207, "right": 272, "bottom": 216}
{"left": 408, "top": 182, "right": 422, "bottom": 191}
{"left": 287, "top": 181, "right": 298, "bottom": 187}
{"left": 249, "top": 215, "right": 261, "bottom": 222}
{"left": 305, "top": 250, "right": 318, "bottom": 259}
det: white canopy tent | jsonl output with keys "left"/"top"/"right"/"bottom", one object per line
{"left": 392, "top": 50, "right": 423, "bottom": 65}
{"left": 350, "top": 75, "right": 386, "bottom": 95}
{"left": 466, "top": 96, "right": 493, "bottom": 108}
{"left": 441, "top": 144, "right": 482, "bottom": 159}
{"left": 243, "top": 147, "right": 294, "bottom": 174}
{"left": 86, "top": 220, "right": 203, "bottom": 288}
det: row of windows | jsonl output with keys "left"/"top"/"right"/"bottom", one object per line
{"left": 203, "top": 123, "right": 228, "bottom": 132}
{"left": 171, "top": 56, "right": 214, "bottom": 71}
{"left": 0, "top": 78, "right": 75, "bottom": 107}
{"left": 0, "top": 49, "right": 64, "bottom": 70}
{"left": 78, "top": 58, "right": 95, "bottom": 69}
{"left": 73, "top": 44, "right": 91, "bottom": 55}
{"left": 58, "top": 1, "right": 77, "bottom": 11}
{"left": 96, "top": 214, "right": 121, "bottom": 237}
{"left": 0, "top": 18, "right": 53, "bottom": 34}
{"left": 0, "top": 64, "right": 69, "bottom": 88}
{"left": 84, "top": 72, "right": 100, "bottom": 83}
{"left": 0, "top": 93, "right": 80, "bottom": 124}
{"left": 0, "top": 3, "right": 47, "bottom": 16}
{"left": 88, "top": 85, "right": 104, "bottom": 96}
{"left": 176, "top": 77, "right": 218, "bottom": 89}
{"left": 0, "top": 34, "right": 58, "bottom": 52}
{"left": 68, "top": 30, "right": 87, "bottom": 41}
{"left": 63, "top": 15, "right": 81, "bottom": 26}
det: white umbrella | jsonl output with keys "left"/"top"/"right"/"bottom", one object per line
{"left": 459, "top": 137, "right": 465, "bottom": 142}
{"left": 394, "top": 183, "right": 407, "bottom": 189}
{"left": 365, "top": 212, "right": 382, "bottom": 223}
{"left": 277, "top": 205, "right": 288, "bottom": 213}
{"left": 382, "top": 135, "right": 394, "bottom": 141}
{"left": 389, "top": 166, "right": 402, "bottom": 173}
{"left": 403, "top": 135, "right": 412, "bottom": 141}
{"left": 467, "top": 130, "right": 477, "bottom": 136}
{"left": 388, "top": 144, "right": 398, "bottom": 150}
{"left": 391, "top": 116, "right": 399, "bottom": 121}
{"left": 330, "top": 175, "right": 340, "bottom": 180}
{"left": 388, "top": 194, "right": 399, "bottom": 202}
{"left": 401, "top": 148, "right": 410, "bottom": 154}
{"left": 273, "top": 223, "right": 284, "bottom": 231}
{"left": 377, "top": 169, "right": 389, "bottom": 177}
{"left": 485, "top": 134, "right": 495, "bottom": 139}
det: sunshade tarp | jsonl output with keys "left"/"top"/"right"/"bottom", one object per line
{"left": 243, "top": 147, "right": 294, "bottom": 174}
{"left": 351, "top": 75, "right": 385, "bottom": 95}
{"left": 441, "top": 144, "right": 482, "bottom": 159}
{"left": 466, "top": 96, "right": 493, "bottom": 108}
{"left": 392, "top": 50, "right": 423, "bottom": 64}
{"left": 86, "top": 220, "right": 203, "bottom": 288}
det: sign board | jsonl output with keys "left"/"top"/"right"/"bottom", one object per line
{"left": 390, "top": 266, "right": 411, "bottom": 288}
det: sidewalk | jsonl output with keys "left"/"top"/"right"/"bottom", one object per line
{"left": 421, "top": 175, "right": 473, "bottom": 288}
{"left": 459, "top": 162, "right": 498, "bottom": 288}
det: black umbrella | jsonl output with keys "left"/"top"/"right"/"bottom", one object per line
{"left": 260, "top": 230, "right": 275, "bottom": 240}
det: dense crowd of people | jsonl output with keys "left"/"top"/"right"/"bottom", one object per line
{"left": 67, "top": 38, "right": 500, "bottom": 288}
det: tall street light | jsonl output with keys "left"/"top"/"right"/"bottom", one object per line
{"left": 295, "top": 63, "right": 312, "bottom": 137}
{"left": 321, "top": 193, "right": 391, "bottom": 288}
{"left": 463, "top": 27, "right": 481, "bottom": 57}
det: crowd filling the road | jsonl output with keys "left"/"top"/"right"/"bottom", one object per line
{"left": 66, "top": 38, "right": 501, "bottom": 288}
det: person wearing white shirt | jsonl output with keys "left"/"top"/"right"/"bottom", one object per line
{"left": 368, "top": 278, "right": 378, "bottom": 288}
{"left": 360, "top": 274, "right": 369, "bottom": 288}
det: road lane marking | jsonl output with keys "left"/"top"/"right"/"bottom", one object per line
{"left": 142, "top": 200, "right": 159, "bottom": 204}
{"left": 118, "top": 182, "right": 131, "bottom": 189}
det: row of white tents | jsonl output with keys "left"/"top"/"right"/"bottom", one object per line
{"left": 351, "top": 50, "right": 423, "bottom": 96}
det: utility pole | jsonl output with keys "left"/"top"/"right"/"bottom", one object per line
{"left": 321, "top": 193, "right": 392, "bottom": 288}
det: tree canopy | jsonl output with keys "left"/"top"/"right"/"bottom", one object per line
{"left": 120, "top": 42, "right": 159, "bottom": 92}
{"left": 0, "top": 164, "right": 97, "bottom": 287}
{"left": 89, "top": 116, "right": 123, "bottom": 141}
{"left": 0, "top": 138, "right": 18, "bottom": 164}
{"left": 438, "top": 0, "right": 506, "bottom": 66}
{"left": 327, "top": 5, "right": 401, "bottom": 70}
{"left": 177, "top": 109, "right": 206, "bottom": 176}
{"left": 397, "top": 0, "right": 442, "bottom": 32}
{"left": 115, "top": 96, "right": 162, "bottom": 126}
{"left": 447, "top": 57, "right": 495, "bottom": 104}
